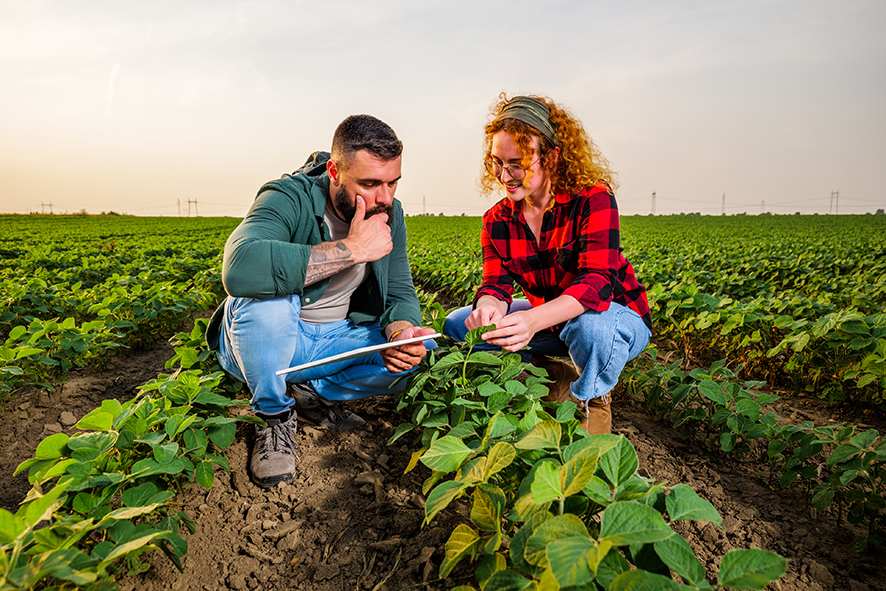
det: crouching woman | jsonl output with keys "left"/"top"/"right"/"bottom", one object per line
{"left": 443, "top": 94, "right": 652, "bottom": 434}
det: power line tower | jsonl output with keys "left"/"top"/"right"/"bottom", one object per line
{"left": 178, "top": 198, "right": 181, "bottom": 217}
{"left": 722, "top": 192, "right": 725, "bottom": 215}
{"left": 187, "top": 199, "right": 199, "bottom": 217}
{"left": 41, "top": 201, "right": 53, "bottom": 214}
{"left": 829, "top": 190, "right": 839, "bottom": 214}
{"left": 760, "top": 200, "right": 765, "bottom": 214}
{"left": 651, "top": 192, "right": 656, "bottom": 215}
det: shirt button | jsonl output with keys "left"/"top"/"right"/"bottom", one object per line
{"left": 304, "top": 297, "right": 311, "bottom": 303}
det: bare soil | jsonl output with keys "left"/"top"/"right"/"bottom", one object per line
{"left": 2, "top": 339, "right": 885, "bottom": 591}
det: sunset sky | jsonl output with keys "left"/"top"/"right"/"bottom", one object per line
{"left": 2, "top": 0, "right": 884, "bottom": 217}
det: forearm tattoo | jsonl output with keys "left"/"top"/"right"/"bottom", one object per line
{"left": 305, "top": 241, "right": 353, "bottom": 286}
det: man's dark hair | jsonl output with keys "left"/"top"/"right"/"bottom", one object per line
{"left": 331, "top": 114, "right": 403, "bottom": 169}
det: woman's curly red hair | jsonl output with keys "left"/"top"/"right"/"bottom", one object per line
{"left": 480, "top": 93, "right": 616, "bottom": 199}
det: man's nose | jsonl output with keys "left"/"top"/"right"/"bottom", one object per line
{"left": 377, "top": 185, "right": 394, "bottom": 204}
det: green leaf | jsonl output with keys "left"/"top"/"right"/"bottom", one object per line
{"left": 600, "top": 501, "right": 674, "bottom": 546}
{"left": 35, "top": 433, "right": 70, "bottom": 459}
{"left": 72, "top": 493, "right": 96, "bottom": 515}
{"left": 207, "top": 422, "right": 236, "bottom": 449}
{"left": 666, "top": 484, "right": 723, "bottom": 524}
{"left": 654, "top": 534, "right": 707, "bottom": 585}
{"left": 546, "top": 537, "right": 612, "bottom": 587}
{"left": 476, "top": 553, "right": 507, "bottom": 589}
{"left": 471, "top": 483, "right": 506, "bottom": 532}
{"left": 483, "top": 442, "right": 516, "bottom": 481}
{"left": 425, "top": 480, "right": 469, "bottom": 524}
{"left": 531, "top": 461, "right": 564, "bottom": 504}
{"left": 583, "top": 475, "right": 612, "bottom": 506}
{"left": 421, "top": 436, "right": 473, "bottom": 473}
{"left": 20, "top": 483, "right": 68, "bottom": 527}
{"left": 439, "top": 524, "right": 480, "bottom": 578}
{"left": 524, "top": 514, "right": 589, "bottom": 567}
{"left": 67, "top": 431, "right": 118, "bottom": 454}
{"left": 509, "top": 513, "right": 550, "bottom": 575}
{"left": 195, "top": 461, "right": 215, "bottom": 489}
{"left": 482, "top": 569, "right": 534, "bottom": 591}
{"left": 560, "top": 447, "right": 600, "bottom": 497}
{"left": 563, "top": 433, "right": 621, "bottom": 462}
{"left": 598, "top": 436, "right": 639, "bottom": 487}
{"left": 98, "top": 530, "right": 168, "bottom": 568}
{"left": 610, "top": 569, "right": 686, "bottom": 590}
{"left": 596, "top": 547, "right": 632, "bottom": 589}
{"left": 75, "top": 410, "right": 115, "bottom": 431}
{"left": 122, "top": 483, "right": 159, "bottom": 508}
{"left": 0, "top": 508, "right": 26, "bottom": 543}
{"left": 698, "top": 379, "right": 728, "bottom": 404}
{"left": 515, "top": 420, "right": 562, "bottom": 451}
{"left": 153, "top": 442, "right": 180, "bottom": 464}
{"left": 827, "top": 443, "right": 861, "bottom": 467}
{"left": 105, "top": 503, "right": 163, "bottom": 521}
{"left": 166, "top": 414, "right": 196, "bottom": 439}
{"left": 718, "top": 548, "right": 787, "bottom": 590}
{"left": 388, "top": 422, "right": 415, "bottom": 445}
{"left": 434, "top": 350, "right": 466, "bottom": 369}
{"left": 467, "top": 351, "right": 504, "bottom": 366}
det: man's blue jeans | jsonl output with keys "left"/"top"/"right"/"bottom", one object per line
{"left": 216, "top": 295, "right": 436, "bottom": 415}
{"left": 443, "top": 300, "right": 651, "bottom": 402}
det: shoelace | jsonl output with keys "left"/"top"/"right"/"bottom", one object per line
{"left": 259, "top": 419, "right": 297, "bottom": 459}
{"left": 326, "top": 404, "right": 351, "bottom": 425}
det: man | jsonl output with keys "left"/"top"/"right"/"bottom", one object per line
{"left": 206, "top": 114, "right": 436, "bottom": 488}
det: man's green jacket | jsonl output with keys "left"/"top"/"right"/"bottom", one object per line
{"left": 205, "top": 151, "right": 421, "bottom": 350}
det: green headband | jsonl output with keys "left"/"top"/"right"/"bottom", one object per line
{"left": 496, "top": 96, "right": 560, "bottom": 147}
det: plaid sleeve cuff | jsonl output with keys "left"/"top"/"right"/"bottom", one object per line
{"left": 474, "top": 285, "right": 513, "bottom": 310}
{"left": 562, "top": 282, "right": 611, "bottom": 312}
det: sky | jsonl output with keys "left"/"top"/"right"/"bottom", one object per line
{"left": 1, "top": 0, "right": 884, "bottom": 217}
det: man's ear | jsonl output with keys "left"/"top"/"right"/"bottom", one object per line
{"left": 327, "top": 159, "right": 339, "bottom": 185}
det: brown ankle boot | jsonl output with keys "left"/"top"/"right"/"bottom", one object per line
{"left": 531, "top": 355, "right": 580, "bottom": 404}
{"left": 580, "top": 396, "right": 612, "bottom": 435}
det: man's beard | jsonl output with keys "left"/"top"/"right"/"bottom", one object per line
{"left": 334, "top": 185, "right": 394, "bottom": 224}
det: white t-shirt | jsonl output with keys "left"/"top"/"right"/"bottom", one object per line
{"left": 300, "top": 203, "right": 368, "bottom": 325}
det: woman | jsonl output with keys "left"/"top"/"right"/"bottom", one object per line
{"left": 443, "top": 94, "right": 652, "bottom": 434}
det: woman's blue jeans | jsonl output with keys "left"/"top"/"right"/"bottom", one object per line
{"left": 442, "top": 300, "right": 651, "bottom": 402}
{"left": 216, "top": 295, "right": 436, "bottom": 415}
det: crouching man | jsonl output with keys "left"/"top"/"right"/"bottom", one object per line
{"left": 206, "top": 114, "right": 436, "bottom": 488}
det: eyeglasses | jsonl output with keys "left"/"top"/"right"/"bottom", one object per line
{"left": 486, "top": 155, "right": 542, "bottom": 181}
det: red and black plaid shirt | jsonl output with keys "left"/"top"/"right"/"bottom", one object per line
{"left": 475, "top": 182, "right": 652, "bottom": 332}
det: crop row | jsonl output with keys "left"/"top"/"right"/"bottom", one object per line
{"left": 0, "top": 216, "right": 239, "bottom": 397}
{"left": 620, "top": 350, "right": 885, "bottom": 549}
{"left": 406, "top": 214, "right": 886, "bottom": 406}
{"left": 2, "top": 315, "right": 788, "bottom": 590}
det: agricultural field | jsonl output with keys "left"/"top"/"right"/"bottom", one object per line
{"left": 1, "top": 212, "right": 885, "bottom": 591}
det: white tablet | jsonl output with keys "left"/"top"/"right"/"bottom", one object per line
{"left": 275, "top": 332, "right": 442, "bottom": 376}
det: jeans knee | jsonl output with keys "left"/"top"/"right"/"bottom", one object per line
{"left": 443, "top": 306, "right": 472, "bottom": 342}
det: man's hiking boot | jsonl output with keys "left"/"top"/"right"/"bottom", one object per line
{"left": 531, "top": 355, "right": 612, "bottom": 435}
{"left": 250, "top": 411, "right": 298, "bottom": 488}
{"left": 288, "top": 383, "right": 366, "bottom": 430}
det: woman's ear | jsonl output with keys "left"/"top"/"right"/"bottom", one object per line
{"left": 545, "top": 146, "right": 561, "bottom": 170}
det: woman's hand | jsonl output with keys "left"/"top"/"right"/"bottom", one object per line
{"left": 479, "top": 310, "right": 537, "bottom": 352}
{"left": 465, "top": 297, "right": 507, "bottom": 330}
